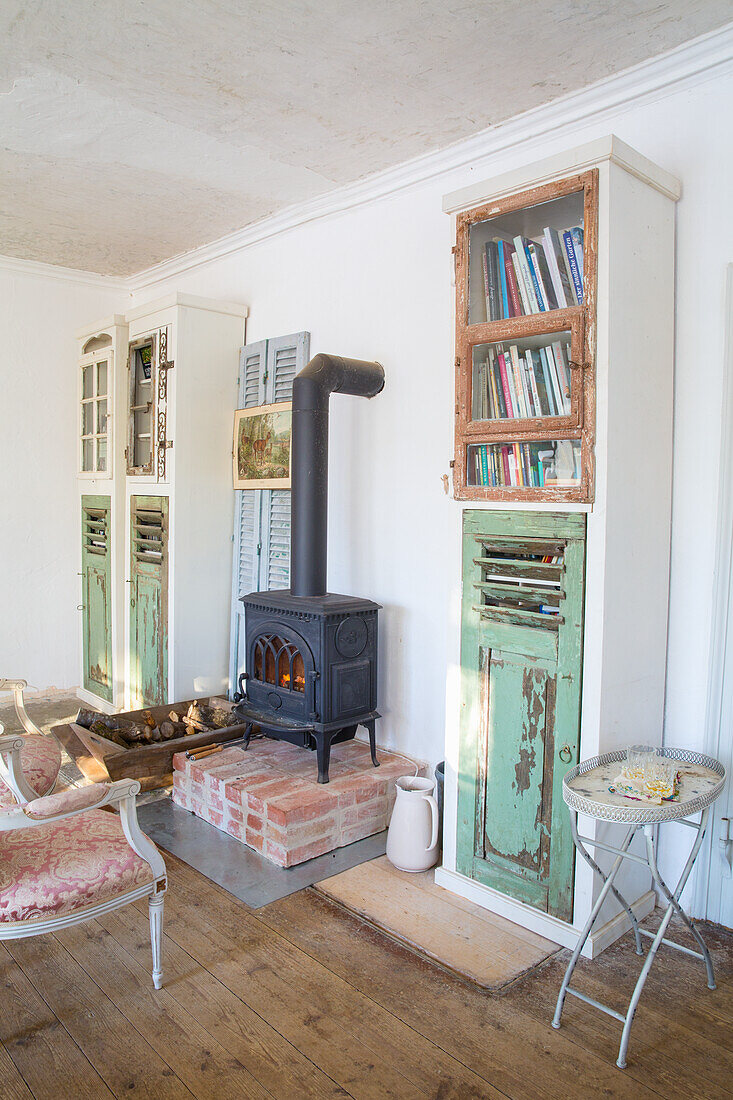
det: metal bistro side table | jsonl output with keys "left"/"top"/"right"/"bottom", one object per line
{"left": 552, "top": 747, "right": 726, "bottom": 1069}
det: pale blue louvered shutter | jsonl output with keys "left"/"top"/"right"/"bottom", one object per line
{"left": 262, "top": 489, "right": 291, "bottom": 589}
{"left": 228, "top": 332, "right": 309, "bottom": 695}
{"left": 229, "top": 340, "right": 266, "bottom": 693}
{"left": 260, "top": 332, "right": 309, "bottom": 590}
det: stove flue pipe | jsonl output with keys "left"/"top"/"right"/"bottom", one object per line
{"left": 291, "top": 353, "right": 384, "bottom": 598}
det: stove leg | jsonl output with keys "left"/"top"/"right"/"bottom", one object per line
{"left": 364, "top": 719, "right": 379, "bottom": 768}
{"left": 241, "top": 722, "right": 253, "bottom": 751}
{"left": 316, "top": 733, "right": 331, "bottom": 784}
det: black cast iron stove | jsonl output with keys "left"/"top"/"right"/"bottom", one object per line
{"left": 232, "top": 353, "right": 384, "bottom": 782}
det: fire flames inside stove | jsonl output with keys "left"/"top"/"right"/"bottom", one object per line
{"left": 254, "top": 635, "right": 306, "bottom": 693}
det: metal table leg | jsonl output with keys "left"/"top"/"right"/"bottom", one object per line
{"left": 553, "top": 820, "right": 639, "bottom": 1029}
{"left": 570, "top": 811, "right": 644, "bottom": 956}
{"left": 616, "top": 807, "right": 713, "bottom": 1069}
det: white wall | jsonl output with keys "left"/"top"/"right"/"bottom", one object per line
{"left": 0, "top": 265, "right": 124, "bottom": 691}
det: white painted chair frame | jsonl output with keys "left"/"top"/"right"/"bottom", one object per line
{"left": 0, "top": 730, "right": 167, "bottom": 988}
{"left": 0, "top": 679, "right": 59, "bottom": 803}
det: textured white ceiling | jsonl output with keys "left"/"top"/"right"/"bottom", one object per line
{"left": 1, "top": 1, "right": 729, "bottom": 276}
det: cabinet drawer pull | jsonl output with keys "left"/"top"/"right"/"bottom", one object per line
{"left": 559, "top": 745, "right": 573, "bottom": 763}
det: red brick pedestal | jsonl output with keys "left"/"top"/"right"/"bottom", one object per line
{"left": 172, "top": 737, "right": 418, "bottom": 868}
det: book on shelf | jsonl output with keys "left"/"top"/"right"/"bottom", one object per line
{"left": 496, "top": 241, "right": 510, "bottom": 318}
{"left": 570, "top": 227, "right": 584, "bottom": 286}
{"left": 490, "top": 360, "right": 506, "bottom": 419}
{"left": 512, "top": 236, "right": 541, "bottom": 313}
{"left": 562, "top": 229, "right": 584, "bottom": 304}
{"left": 542, "top": 226, "right": 574, "bottom": 307}
{"left": 484, "top": 241, "right": 502, "bottom": 321}
{"left": 504, "top": 248, "right": 522, "bottom": 315}
{"left": 551, "top": 341, "right": 572, "bottom": 414}
{"left": 526, "top": 352, "right": 543, "bottom": 417}
{"left": 479, "top": 226, "right": 584, "bottom": 321}
{"left": 496, "top": 351, "right": 515, "bottom": 418}
{"left": 527, "top": 242, "right": 558, "bottom": 312}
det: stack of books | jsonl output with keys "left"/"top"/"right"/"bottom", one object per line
{"left": 481, "top": 226, "right": 584, "bottom": 321}
{"left": 472, "top": 339, "right": 572, "bottom": 421}
{"left": 470, "top": 439, "right": 580, "bottom": 489}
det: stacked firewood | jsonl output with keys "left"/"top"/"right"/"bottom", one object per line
{"left": 75, "top": 701, "right": 239, "bottom": 748}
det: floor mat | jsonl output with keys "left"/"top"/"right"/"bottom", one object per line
{"left": 315, "top": 854, "right": 559, "bottom": 989}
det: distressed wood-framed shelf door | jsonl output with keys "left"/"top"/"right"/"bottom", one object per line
{"left": 456, "top": 509, "right": 586, "bottom": 922}
{"left": 453, "top": 169, "right": 598, "bottom": 502}
{"left": 81, "top": 496, "right": 113, "bottom": 703}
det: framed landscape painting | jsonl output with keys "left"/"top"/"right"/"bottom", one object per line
{"left": 233, "top": 401, "right": 292, "bottom": 489}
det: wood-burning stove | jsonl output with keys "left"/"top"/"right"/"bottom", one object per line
{"left": 232, "top": 354, "right": 384, "bottom": 782}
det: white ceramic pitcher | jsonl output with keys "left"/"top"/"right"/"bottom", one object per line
{"left": 386, "top": 776, "right": 440, "bottom": 872}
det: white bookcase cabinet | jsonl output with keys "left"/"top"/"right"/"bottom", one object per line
{"left": 76, "top": 294, "right": 248, "bottom": 712}
{"left": 437, "top": 136, "right": 682, "bottom": 957}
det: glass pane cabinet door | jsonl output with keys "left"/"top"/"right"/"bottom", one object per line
{"left": 467, "top": 191, "right": 585, "bottom": 326}
{"left": 471, "top": 330, "right": 579, "bottom": 426}
{"left": 454, "top": 169, "right": 597, "bottom": 502}
{"left": 80, "top": 355, "right": 111, "bottom": 474}
{"left": 467, "top": 438, "right": 582, "bottom": 490}
{"left": 127, "top": 337, "right": 156, "bottom": 474}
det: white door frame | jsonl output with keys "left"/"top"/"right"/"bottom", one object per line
{"left": 694, "top": 264, "right": 733, "bottom": 926}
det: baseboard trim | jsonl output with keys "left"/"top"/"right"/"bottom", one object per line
{"left": 76, "top": 687, "right": 117, "bottom": 716}
{"left": 434, "top": 866, "right": 655, "bottom": 959}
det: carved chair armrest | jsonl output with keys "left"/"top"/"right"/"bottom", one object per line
{"left": 0, "top": 727, "right": 38, "bottom": 803}
{"left": 0, "top": 679, "right": 43, "bottom": 737}
{"left": 0, "top": 778, "right": 167, "bottom": 888}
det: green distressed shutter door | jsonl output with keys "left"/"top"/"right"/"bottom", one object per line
{"left": 456, "top": 509, "right": 586, "bottom": 922}
{"left": 81, "top": 495, "right": 113, "bottom": 703}
{"left": 129, "top": 495, "right": 169, "bottom": 708}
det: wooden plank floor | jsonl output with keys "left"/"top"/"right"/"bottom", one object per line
{"left": 1, "top": 852, "right": 731, "bottom": 1099}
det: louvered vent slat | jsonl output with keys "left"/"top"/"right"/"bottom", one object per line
{"left": 473, "top": 537, "right": 566, "bottom": 629}
{"left": 267, "top": 490, "right": 291, "bottom": 589}
{"left": 132, "top": 501, "right": 165, "bottom": 563}
{"left": 83, "top": 505, "right": 108, "bottom": 554}
{"left": 273, "top": 350, "right": 297, "bottom": 403}
{"left": 240, "top": 350, "right": 263, "bottom": 409}
{"left": 237, "top": 491, "right": 257, "bottom": 599}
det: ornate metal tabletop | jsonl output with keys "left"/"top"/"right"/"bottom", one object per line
{"left": 563, "top": 747, "right": 726, "bottom": 824}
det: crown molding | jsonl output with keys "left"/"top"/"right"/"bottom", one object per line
{"left": 442, "top": 134, "right": 682, "bottom": 215}
{"left": 0, "top": 253, "right": 129, "bottom": 292}
{"left": 128, "top": 22, "right": 732, "bottom": 294}
{"left": 75, "top": 314, "right": 128, "bottom": 340}
{"left": 124, "top": 291, "right": 249, "bottom": 322}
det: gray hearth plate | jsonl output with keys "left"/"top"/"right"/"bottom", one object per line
{"left": 137, "top": 796, "right": 387, "bottom": 909}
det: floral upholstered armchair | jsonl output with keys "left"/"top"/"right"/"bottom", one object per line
{"left": 0, "top": 681, "right": 167, "bottom": 987}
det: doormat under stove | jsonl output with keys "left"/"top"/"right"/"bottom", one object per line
{"left": 315, "top": 855, "right": 560, "bottom": 990}
{"left": 136, "top": 796, "right": 388, "bottom": 909}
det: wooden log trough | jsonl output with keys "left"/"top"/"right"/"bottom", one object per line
{"left": 52, "top": 697, "right": 251, "bottom": 791}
